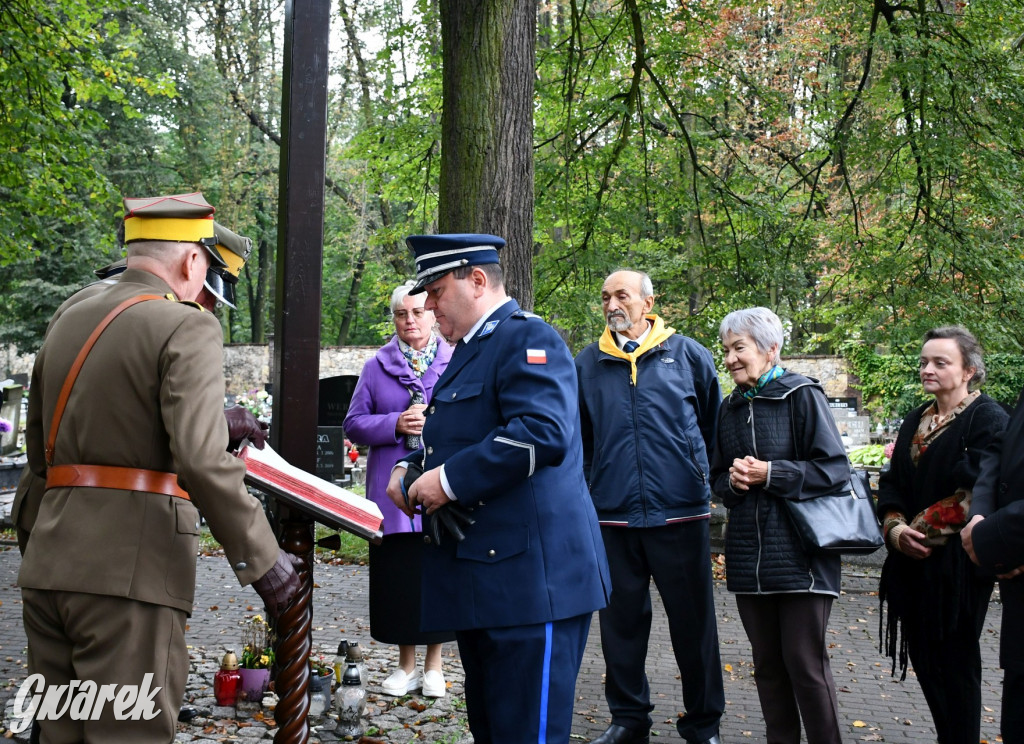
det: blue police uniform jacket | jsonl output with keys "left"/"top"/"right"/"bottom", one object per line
{"left": 414, "top": 299, "right": 610, "bottom": 632}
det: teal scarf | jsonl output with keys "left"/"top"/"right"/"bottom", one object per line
{"left": 742, "top": 365, "right": 785, "bottom": 399}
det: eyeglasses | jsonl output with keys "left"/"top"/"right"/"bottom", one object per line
{"left": 394, "top": 309, "right": 429, "bottom": 321}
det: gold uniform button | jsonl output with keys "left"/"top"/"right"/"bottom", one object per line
{"left": 423, "top": 535, "right": 432, "bottom": 545}
{"left": 234, "top": 562, "right": 248, "bottom": 571}
{"left": 427, "top": 446, "right": 433, "bottom": 455}
{"left": 429, "top": 405, "right": 435, "bottom": 414}
{"left": 487, "top": 549, "right": 496, "bottom": 557}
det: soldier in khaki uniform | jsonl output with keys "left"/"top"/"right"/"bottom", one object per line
{"left": 18, "top": 193, "right": 300, "bottom": 743}
{"left": 12, "top": 223, "right": 267, "bottom": 553}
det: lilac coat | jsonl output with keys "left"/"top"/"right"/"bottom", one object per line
{"left": 343, "top": 336, "right": 452, "bottom": 534}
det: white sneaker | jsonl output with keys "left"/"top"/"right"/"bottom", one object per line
{"left": 381, "top": 667, "right": 421, "bottom": 696}
{"left": 422, "top": 668, "right": 446, "bottom": 698}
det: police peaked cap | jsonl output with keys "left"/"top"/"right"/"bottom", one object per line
{"left": 122, "top": 192, "right": 226, "bottom": 269}
{"left": 406, "top": 233, "right": 505, "bottom": 294}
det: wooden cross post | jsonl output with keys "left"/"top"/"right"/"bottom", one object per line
{"left": 270, "top": 0, "right": 330, "bottom": 742}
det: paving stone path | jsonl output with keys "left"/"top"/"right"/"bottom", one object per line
{"left": 0, "top": 546, "right": 1007, "bottom": 742}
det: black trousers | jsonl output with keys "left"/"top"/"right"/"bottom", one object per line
{"left": 1003, "top": 667, "right": 1024, "bottom": 744}
{"left": 905, "top": 580, "right": 992, "bottom": 744}
{"left": 598, "top": 521, "right": 724, "bottom": 742}
{"left": 735, "top": 593, "right": 842, "bottom": 744}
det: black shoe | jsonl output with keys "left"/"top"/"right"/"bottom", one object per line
{"left": 692, "top": 736, "right": 722, "bottom": 744}
{"left": 591, "top": 724, "right": 650, "bottom": 744}
{"left": 177, "top": 706, "right": 199, "bottom": 724}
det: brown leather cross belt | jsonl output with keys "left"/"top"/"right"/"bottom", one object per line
{"left": 46, "top": 464, "right": 190, "bottom": 501}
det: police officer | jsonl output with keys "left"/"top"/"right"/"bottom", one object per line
{"left": 386, "top": 234, "right": 610, "bottom": 744}
{"left": 18, "top": 193, "right": 300, "bottom": 742}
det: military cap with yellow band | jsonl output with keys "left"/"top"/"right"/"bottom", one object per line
{"left": 203, "top": 221, "right": 253, "bottom": 309}
{"left": 122, "top": 192, "right": 226, "bottom": 270}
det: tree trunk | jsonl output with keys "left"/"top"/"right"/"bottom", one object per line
{"left": 248, "top": 197, "right": 273, "bottom": 343}
{"left": 439, "top": 0, "right": 535, "bottom": 310}
{"left": 336, "top": 244, "right": 368, "bottom": 345}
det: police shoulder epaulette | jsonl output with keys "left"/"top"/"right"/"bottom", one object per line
{"left": 512, "top": 310, "right": 541, "bottom": 320}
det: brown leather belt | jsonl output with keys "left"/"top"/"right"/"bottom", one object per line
{"left": 46, "top": 464, "right": 190, "bottom": 501}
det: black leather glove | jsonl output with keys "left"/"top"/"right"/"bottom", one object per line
{"left": 401, "top": 461, "right": 424, "bottom": 512}
{"left": 251, "top": 549, "right": 304, "bottom": 618}
{"left": 224, "top": 405, "right": 269, "bottom": 450}
{"left": 401, "top": 462, "right": 475, "bottom": 544}
{"left": 428, "top": 502, "right": 476, "bottom": 545}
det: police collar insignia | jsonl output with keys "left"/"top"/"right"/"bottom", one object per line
{"left": 479, "top": 319, "right": 500, "bottom": 338}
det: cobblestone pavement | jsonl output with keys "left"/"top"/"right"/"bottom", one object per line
{"left": 0, "top": 545, "right": 1006, "bottom": 742}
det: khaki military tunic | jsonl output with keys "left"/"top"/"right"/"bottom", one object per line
{"left": 17, "top": 268, "right": 279, "bottom": 742}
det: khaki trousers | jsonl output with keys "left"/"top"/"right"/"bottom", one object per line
{"left": 22, "top": 588, "right": 188, "bottom": 744}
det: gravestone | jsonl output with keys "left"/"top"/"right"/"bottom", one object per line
{"left": 317, "top": 375, "right": 360, "bottom": 427}
{"left": 834, "top": 415, "right": 871, "bottom": 447}
{"left": 317, "top": 375, "right": 360, "bottom": 483}
{"left": 315, "top": 426, "right": 347, "bottom": 481}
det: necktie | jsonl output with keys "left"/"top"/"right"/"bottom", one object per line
{"left": 623, "top": 340, "right": 639, "bottom": 353}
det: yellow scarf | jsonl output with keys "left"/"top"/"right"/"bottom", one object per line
{"left": 598, "top": 314, "right": 676, "bottom": 385}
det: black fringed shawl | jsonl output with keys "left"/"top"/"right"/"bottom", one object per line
{"left": 876, "top": 395, "right": 1006, "bottom": 678}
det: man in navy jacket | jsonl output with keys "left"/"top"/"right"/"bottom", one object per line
{"left": 386, "top": 234, "right": 609, "bottom": 744}
{"left": 575, "top": 269, "right": 725, "bottom": 744}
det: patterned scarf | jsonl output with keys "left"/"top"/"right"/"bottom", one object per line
{"left": 741, "top": 365, "right": 785, "bottom": 399}
{"left": 910, "top": 390, "right": 979, "bottom": 461}
{"left": 399, "top": 334, "right": 438, "bottom": 378}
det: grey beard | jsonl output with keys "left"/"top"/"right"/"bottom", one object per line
{"left": 607, "top": 314, "right": 633, "bottom": 332}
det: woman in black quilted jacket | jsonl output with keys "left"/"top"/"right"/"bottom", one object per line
{"left": 710, "top": 306, "right": 850, "bottom": 744}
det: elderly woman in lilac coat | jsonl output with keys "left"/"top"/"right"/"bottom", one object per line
{"left": 343, "top": 281, "right": 454, "bottom": 697}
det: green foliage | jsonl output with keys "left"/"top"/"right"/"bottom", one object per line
{"left": 3, "top": 0, "right": 1024, "bottom": 370}
{"left": 848, "top": 444, "right": 887, "bottom": 468}
{"left": 844, "top": 341, "right": 1024, "bottom": 420}
{"left": 0, "top": 0, "right": 175, "bottom": 263}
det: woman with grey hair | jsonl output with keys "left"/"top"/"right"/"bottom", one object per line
{"left": 343, "top": 280, "right": 455, "bottom": 697}
{"left": 877, "top": 326, "right": 1008, "bottom": 743}
{"left": 710, "top": 306, "right": 848, "bottom": 744}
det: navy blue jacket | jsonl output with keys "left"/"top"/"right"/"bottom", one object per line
{"left": 710, "top": 372, "right": 847, "bottom": 596}
{"left": 414, "top": 299, "right": 610, "bottom": 632}
{"left": 575, "top": 325, "right": 720, "bottom": 527}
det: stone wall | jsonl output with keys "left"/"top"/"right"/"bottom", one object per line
{"left": 785, "top": 354, "right": 861, "bottom": 401}
{"left": 3, "top": 344, "right": 861, "bottom": 400}
{"left": 204, "top": 344, "right": 382, "bottom": 396}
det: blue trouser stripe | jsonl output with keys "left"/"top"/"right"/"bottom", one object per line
{"left": 538, "top": 621, "right": 553, "bottom": 744}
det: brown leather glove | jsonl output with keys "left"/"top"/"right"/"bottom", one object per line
{"left": 224, "top": 405, "right": 269, "bottom": 450}
{"left": 251, "top": 549, "right": 304, "bottom": 618}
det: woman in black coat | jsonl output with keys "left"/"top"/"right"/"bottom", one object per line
{"left": 877, "top": 326, "right": 1009, "bottom": 744}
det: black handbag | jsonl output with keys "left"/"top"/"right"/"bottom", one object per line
{"left": 783, "top": 469, "right": 884, "bottom": 555}
{"left": 783, "top": 395, "right": 883, "bottom": 555}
